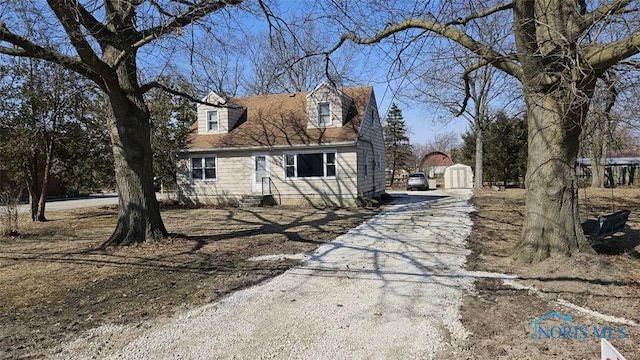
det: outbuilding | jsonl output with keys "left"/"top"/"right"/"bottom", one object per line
{"left": 444, "top": 164, "right": 474, "bottom": 189}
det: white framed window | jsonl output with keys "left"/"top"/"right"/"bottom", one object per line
{"left": 364, "top": 150, "right": 369, "bottom": 177}
{"left": 191, "top": 156, "right": 217, "bottom": 180}
{"left": 284, "top": 151, "right": 337, "bottom": 179}
{"left": 317, "top": 102, "right": 331, "bottom": 126}
{"left": 207, "top": 110, "right": 219, "bottom": 132}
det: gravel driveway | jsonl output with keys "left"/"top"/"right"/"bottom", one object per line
{"left": 56, "top": 189, "right": 475, "bottom": 359}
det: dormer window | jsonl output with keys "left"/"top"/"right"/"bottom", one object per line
{"left": 318, "top": 102, "right": 331, "bottom": 126}
{"left": 207, "top": 110, "right": 219, "bottom": 132}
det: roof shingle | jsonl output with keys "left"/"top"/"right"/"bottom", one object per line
{"left": 184, "top": 86, "right": 373, "bottom": 151}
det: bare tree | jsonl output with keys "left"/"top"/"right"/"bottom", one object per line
{"left": 414, "top": 44, "right": 518, "bottom": 188}
{"left": 410, "top": 143, "right": 430, "bottom": 172}
{"left": 425, "top": 132, "right": 461, "bottom": 155}
{"left": 0, "top": 1, "right": 248, "bottom": 246}
{"left": 322, "top": 1, "right": 640, "bottom": 262}
{"left": 580, "top": 72, "right": 618, "bottom": 188}
{"left": 244, "top": 17, "right": 356, "bottom": 95}
{"left": 579, "top": 63, "right": 640, "bottom": 188}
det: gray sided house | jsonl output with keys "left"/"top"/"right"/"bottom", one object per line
{"left": 176, "top": 83, "right": 386, "bottom": 207}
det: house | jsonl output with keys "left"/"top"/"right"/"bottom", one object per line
{"left": 176, "top": 83, "right": 386, "bottom": 207}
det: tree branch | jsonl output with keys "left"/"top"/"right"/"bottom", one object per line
{"left": 0, "top": 22, "right": 102, "bottom": 86}
{"left": 111, "top": 1, "right": 242, "bottom": 69}
{"left": 141, "top": 81, "right": 241, "bottom": 108}
{"left": 585, "top": 31, "right": 640, "bottom": 73}
{"left": 454, "top": 57, "right": 515, "bottom": 117}
{"left": 577, "top": 0, "right": 635, "bottom": 34}
{"left": 136, "top": 0, "right": 243, "bottom": 49}
{"left": 618, "top": 60, "right": 640, "bottom": 69}
{"left": 327, "top": 17, "right": 523, "bottom": 82}
{"left": 68, "top": 0, "right": 110, "bottom": 41}
{"left": 46, "top": 0, "right": 111, "bottom": 75}
{"left": 446, "top": 2, "right": 514, "bottom": 26}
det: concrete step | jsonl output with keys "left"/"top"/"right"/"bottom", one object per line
{"left": 239, "top": 195, "right": 264, "bottom": 208}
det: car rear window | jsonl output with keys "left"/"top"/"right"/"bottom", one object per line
{"left": 409, "top": 174, "right": 425, "bottom": 178}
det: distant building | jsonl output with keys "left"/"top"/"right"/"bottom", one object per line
{"left": 577, "top": 156, "right": 640, "bottom": 187}
{"left": 419, "top": 151, "right": 454, "bottom": 178}
{"left": 444, "top": 164, "right": 474, "bottom": 189}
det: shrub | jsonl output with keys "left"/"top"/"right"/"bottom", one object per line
{"left": 0, "top": 188, "right": 20, "bottom": 236}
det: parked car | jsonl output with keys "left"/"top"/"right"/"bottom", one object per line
{"left": 406, "top": 172, "right": 428, "bottom": 191}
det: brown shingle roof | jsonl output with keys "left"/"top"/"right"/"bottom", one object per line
{"left": 184, "top": 86, "right": 373, "bottom": 151}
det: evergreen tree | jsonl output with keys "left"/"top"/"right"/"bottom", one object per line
{"left": 484, "top": 113, "right": 527, "bottom": 187}
{"left": 56, "top": 93, "right": 115, "bottom": 193}
{"left": 0, "top": 57, "right": 111, "bottom": 221}
{"left": 458, "top": 112, "right": 527, "bottom": 187}
{"left": 147, "top": 77, "right": 198, "bottom": 191}
{"left": 384, "top": 103, "right": 412, "bottom": 186}
{"left": 457, "top": 131, "right": 477, "bottom": 169}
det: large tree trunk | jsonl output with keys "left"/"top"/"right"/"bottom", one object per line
{"left": 514, "top": 93, "right": 595, "bottom": 263}
{"left": 100, "top": 56, "right": 168, "bottom": 247}
{"left": 101, "top": 91, "right": 167, "bottom": 247}
{"left": 98, "top": 43, "right": 168, "bottom": 247}
{"left": 474, "top": 126, "right": 483, "bottom": 188}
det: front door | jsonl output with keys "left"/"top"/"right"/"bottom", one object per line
{"left": 252, "top": 153, "right": 269, "bottom": 193}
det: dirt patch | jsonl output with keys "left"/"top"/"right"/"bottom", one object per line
{"left": 456, "top": 188, "right": 640, "bottom": 359}
{"left": 0, "top": 204, "right": 376, "bottom": 359}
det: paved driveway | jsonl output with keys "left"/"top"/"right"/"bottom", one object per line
{"left": 57, "top": 189, "right": 476, "bottom": 359}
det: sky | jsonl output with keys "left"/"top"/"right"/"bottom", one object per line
{"left": 139, "top": 0, "right": 473, "bottom": 146}
{"left": 205, "top": 0, "right": 472, "bottom": 147}
{"left": 373, "top": 85, "right": 469, "bottom": 146}
{"left": 268, "top": 1, "right": 473, "bottom": 145}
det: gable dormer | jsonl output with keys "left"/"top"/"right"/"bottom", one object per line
{"left": 306, "top": 83, "right": 353, "bottom": 129}
{"left": 197, "top": 92, "right": 245, "bottom": 134}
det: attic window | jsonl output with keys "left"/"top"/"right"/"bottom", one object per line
{"left": 318, "top": 102, "right": 331, "bottom": 126}
{"left": 207, "top": 110, "right": 219, "bottom": 132}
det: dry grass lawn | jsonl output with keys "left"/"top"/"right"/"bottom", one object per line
{"left": 0, "top": 203, "right": 376, "bottom": 359}
{"left": 457, "top": 187, "right": 640, "bottom": 359}
{"left": 3, "top": 188, "right": 640, "bottom": 359}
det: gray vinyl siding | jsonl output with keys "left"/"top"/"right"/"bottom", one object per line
{"left": 356, "top": 92, "right": 386, "bottom": 198}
